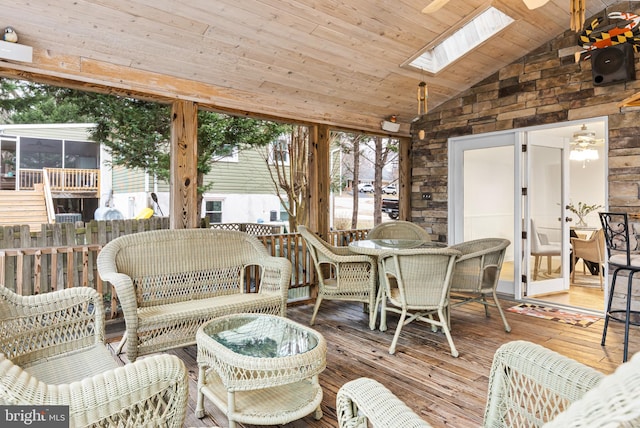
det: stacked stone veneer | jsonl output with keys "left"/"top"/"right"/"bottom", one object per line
{"left": 412, "top": 1, "right": 640, "bottom": 243}
{"left": 413, "top": 2, "right": 640, "bottom": 314}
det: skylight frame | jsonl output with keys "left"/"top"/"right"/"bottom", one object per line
{"left": 407, "top": 6, "right": 515, "bottom": 75}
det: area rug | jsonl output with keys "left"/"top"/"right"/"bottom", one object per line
{"left": 506, "top": 303, "right": 600, "bottom": 328}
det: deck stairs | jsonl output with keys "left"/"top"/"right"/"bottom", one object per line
{"left": 0, "top": 188, "right": 49, "bottom": 232}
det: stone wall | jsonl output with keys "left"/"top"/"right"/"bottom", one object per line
{"left": 412, "top": 1, "right": 640, "bottom": 242}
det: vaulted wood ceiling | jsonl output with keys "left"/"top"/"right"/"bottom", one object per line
{"left": 0, "top": 0, "right": 621, "bottom": 136}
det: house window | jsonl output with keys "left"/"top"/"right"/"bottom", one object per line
{"left": 271, "top": 137, "right": 290, "bottom": 165}
{"left": 204, "top": 200, "right": 223, "bottom": 223}
{"left": 280, "top": 201, "right": 289, "bottom": 222}
{"left": 213, "top": 146, "right": 239, "bottom": 162}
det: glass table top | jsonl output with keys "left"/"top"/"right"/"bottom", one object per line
{"left": 202, "top": 314, "right": 319, "bottom": 358}
{"left": 349, "top": 239, "right": 447, "bottom": 250}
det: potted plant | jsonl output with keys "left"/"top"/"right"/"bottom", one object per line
{"left": 567, "top": 202, "right": 602, "bottom": 227}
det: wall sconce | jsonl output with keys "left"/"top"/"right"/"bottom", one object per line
{"left": 417, "top": 81, "right": 428, "bottom": 116}
{"left": 418, "top": 129, "right": 426, "bottom": 140}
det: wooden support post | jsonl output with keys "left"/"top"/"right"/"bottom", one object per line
{"left": 308, "top": 125, "right": 331, "bottom": 240}
{"left": 398, "top": 136, "right": 411, "bottom": 221}
{"left": 170, "top": 100, "right": 199, "bottom": 229}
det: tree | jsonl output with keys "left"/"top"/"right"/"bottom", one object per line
{"left": 0, "top": 78, "right": 287, "bottom": 218}
{"left": 371, "top": 136, "right": 398, "bottom": 225}
{"left": 263, "top": 125, "right": 308, "bottom": 232}
{"left": 330, "top": 132, "right": 369, "bottom": 229}
{"left": 356, "top": 136, "right": 398, "bottom": 226}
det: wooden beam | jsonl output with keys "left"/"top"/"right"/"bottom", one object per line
{"left": 398, "top": 136, "right": 411, "bottom": 221}
{"left": 308, "top": 125, "right": 331, "bottom": 240}
{"left": 170, "top": 100, "right": 199, "bottom": 229}
{"left": 0, "top": 60, "right": 410, "bottom": 137}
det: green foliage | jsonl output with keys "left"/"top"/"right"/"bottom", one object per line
{"left": 0, "top": 78, "right": 288, "bottom": 197}
{"left": 567, "top": 201, "right": 602, "bottom": 217}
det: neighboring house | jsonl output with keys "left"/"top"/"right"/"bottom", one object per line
{"left": 0, "top": 123, "right": 105, "bottom": 225}
{"left": 111, "top": 142, "right": 290, "bottom": 226}
{"left": 0, "top": 123, "right": 290, "bottom": 227}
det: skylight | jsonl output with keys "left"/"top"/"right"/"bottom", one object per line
{"left": 409, "top": 7, "right": 514, "bottom": 74}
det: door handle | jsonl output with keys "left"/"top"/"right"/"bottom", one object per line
{"left": 565, "top": 217, "right": 573, "bottom": 222}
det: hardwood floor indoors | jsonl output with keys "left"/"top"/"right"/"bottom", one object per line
{"left": 107, "top": 293, "right": 633, "bottom": 428}
{"left": 502, "top": 259, "right": 605, "bottom": 313}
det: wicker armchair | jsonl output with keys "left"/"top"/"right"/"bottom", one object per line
{"left": 336, "top": 377, "right": 431, "bottom": 428}
{"left": 337, "top": 340, "right": 640, "bottom": 428}
{"left": 0, "top": 286, "right": 188, "bottom": 427}
{"left": 98, "top": 228, "right": 291, "bottom": 361}
{"left": 449, "top": 238, "right": 511, "bottom": 332}
{"left": 366, "top": 220, "right": 431, "bottom": 241}
{"left": 298, "top": 226, "right": 378, "bottom": 330}
{"left": 378, "top": 247, "right": 462, "bottom": 356}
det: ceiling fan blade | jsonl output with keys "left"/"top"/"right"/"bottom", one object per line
{"left": 522, "top": 0, "right": 550, "bottom": 9}
{"left": 421, "top": 0, "right": 451, "bottom": 14}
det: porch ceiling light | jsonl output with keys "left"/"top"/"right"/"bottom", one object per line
{"left": 417, "top": 81, "right": 428, "bottom": 116}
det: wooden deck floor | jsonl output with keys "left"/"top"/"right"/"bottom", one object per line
{"left": 107, "top": 297, "right": 636, "bottom": 428}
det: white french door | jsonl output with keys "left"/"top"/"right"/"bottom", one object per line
{"left": 449, "top": 132, "right": 519, "bottom": 296}
{"left": 523, "top": 134, "right": 571, "bottom": 297}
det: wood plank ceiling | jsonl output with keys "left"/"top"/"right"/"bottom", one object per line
{"left": 0, "top": 0, "right": 622, "bottom": 136}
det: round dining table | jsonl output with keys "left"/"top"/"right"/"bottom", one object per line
{"left": 348, "top": 238, "right": 447, "bottom": 255}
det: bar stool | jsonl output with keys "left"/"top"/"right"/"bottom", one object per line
{"left": 599, "top": 212, "right": 640, "bottom": 362}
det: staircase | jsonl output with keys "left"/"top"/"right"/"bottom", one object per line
{"left": 0, "top": 189, "right": 49, "bottom": 232}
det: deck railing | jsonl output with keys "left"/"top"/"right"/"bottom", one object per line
{"left": 19, "top": 167, "right": 100, "bottom": 193}
{"left": 0, "top": 221, "right": 369, "bottom": 319}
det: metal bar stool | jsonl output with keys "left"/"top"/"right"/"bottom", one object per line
{"left": 599, "top": 212, "right": 640, "bottom": 362}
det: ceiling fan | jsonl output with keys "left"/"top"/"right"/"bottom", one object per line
{"left": 422, "top": 0, "right": 549, "bottom": 14}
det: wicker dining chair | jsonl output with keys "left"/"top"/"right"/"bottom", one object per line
{"left": 337, "top": 340, "right": 640, "bottom": 428}
{"left": 0, "top": 286, "right": 188, "bottom": 427}
{"left": 298, "top": 225, "right": 378, "bottom": 330}
{"left": 378, "top": 247, "right": 462, "bottom": 356}
{"left": 366, "top": 220, "right": 432, "bottom": 241}
{"left": 570, "top": 228, "right": 605, "bottom": 289}
{"left": 448, "top": 238, "right": 511, "bottom": 332}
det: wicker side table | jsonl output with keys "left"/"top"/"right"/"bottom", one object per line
{"left": 195, "top": 314, "right": 326, "bottom": 428}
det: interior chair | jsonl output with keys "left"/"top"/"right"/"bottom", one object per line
{"left": 570, "top": 228, "right": 605, "bottom": 289}
{"left": 366, "top": 220, "right": 431, "bottom": 241}
{"left": 336, "top": 340, "right": 640, "bottom": 428}
{"left": 0, "top": 286, "right": 188, "bottom": 427}
{"left": 378, "top": 247, "right": 462, "bottom": 356}
{"left": 448, "top": 238, "right": 512, "bottom": 332}
{"left": 599, "top": 212, "right": 640, "bottom": 362}
{"left": 298, "top": 225, "right": 378, "bottom": 330}
{"left": 530, "top": 219, "right": 561, "bottom": 280}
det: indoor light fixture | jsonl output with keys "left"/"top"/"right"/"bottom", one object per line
{"left": 570, "top": 124, "right": 601, "bottom": 167}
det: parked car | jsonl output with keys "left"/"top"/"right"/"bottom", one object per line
{"left": 358, "top": 183, "right": 374, "bottom": 193}
{"left": 382, "top": 198, "right": 399, "bottom": 219}
{"left": 382, "top": 184, "right": 397, "bottom": 195}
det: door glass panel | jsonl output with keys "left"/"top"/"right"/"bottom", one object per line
{"left": 463, "top": 146, "right": 515, "bottom": 282}
{"left": 526, "top": 144, "right": 569, "bottom": 296}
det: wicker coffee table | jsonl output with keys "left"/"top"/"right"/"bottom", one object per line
{"left": 195, "top": 314, "right": 326, "bottom": 428}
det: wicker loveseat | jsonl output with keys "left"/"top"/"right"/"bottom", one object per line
{"left": 97, "top": 228, "right": 292, "bottom": 362}
{"left": 0, "top": 286, "right": 188, "bottom": 427}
